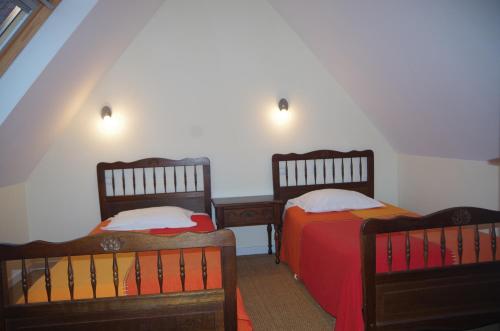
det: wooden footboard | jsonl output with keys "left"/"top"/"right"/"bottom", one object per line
{"left": 0, "top": 230, "right": 237, "bottom": 331}
{"left": 361, "top": 207, "right": 500, "bottom": 331}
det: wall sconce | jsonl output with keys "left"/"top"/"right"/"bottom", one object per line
{"left": 278, "top": 98, "right": 288, "bottom": 111}
{"left": 101, "top": 106, "right": 112, "bottom": 120}
{"left": 99, "top": 105, "right": 119, "bottom": 134}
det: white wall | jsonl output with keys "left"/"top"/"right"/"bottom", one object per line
{"left": 0, "top": 183, "right": 29, "bottom": 243}
{"left": 398, "top": 154, "right": 499, "bottom": 215}
{"left": 25, "top": 0, "right": 398, "bottom": 251}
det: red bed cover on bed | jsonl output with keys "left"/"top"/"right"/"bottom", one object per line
{"left": 300, "top": 218, "right": 453, "bottom": 331}
{"left": 281, "top": 205, "right": 455, "bottom": 331}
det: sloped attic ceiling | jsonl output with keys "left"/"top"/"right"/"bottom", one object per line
{"left": 0, "top": 0, "right": 497, "bottom": 188}
{"left": 0, "top": 0, "right": 164, "bottom": 187}
{"left": 269, "top": 0, "right": 500, "bottom": 161}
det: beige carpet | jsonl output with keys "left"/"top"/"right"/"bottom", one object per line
{"left": 237, "top": 255, "right": 500, "bottom": 331}
{"left": 237, "top": 254, "right": 335, "bottom": 331}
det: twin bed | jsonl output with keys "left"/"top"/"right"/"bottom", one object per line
{"left": 272, "top": 150, "right": 500, "bottom": 331}
{"left": 0, "top": 151, "right": 498, "bottom": 331}
{"left": 0, "top": 157, "right": 251, "bottom": 331}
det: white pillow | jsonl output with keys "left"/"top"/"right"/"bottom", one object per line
{"left": 287, "top": 189, "right": 384, "bottom": 213}
{"left": 103, "top": 206, "right": 196, "bottom": 231}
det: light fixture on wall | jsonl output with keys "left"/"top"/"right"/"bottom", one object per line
{"left": 99, "top": 105, "right": 121, "bottom": 135}
{"left": 271, "top": 98, "right": 291, "bottom": 127}
{"left": 101, "top": 106, "right": 112, "bottom": 121}
{"left": 278, "top": 98, "right": 288, "bottom": 111}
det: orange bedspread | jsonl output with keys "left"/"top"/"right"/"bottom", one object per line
{"left": 281, "top": 204, "right": 418, "bottom": 276}
{"left": 22, "top": 215, "right": 252, "bottom": 330}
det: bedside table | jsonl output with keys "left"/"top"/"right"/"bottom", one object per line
{"left": 211, "top": 195, "right": 283, "bottom": 263}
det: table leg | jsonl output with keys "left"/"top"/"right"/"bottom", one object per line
{"left": 267, "top": 224, "right": 272, "bottom": 255}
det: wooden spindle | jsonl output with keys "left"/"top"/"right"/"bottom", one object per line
{"left": 112, "top": 253, "right": 118, "bottom": 297}
{"left": 184, "top": 166, "right": 188, "bottom": 190}
{"left": 359, "top": 157, "right": 362, "bottom": 182}
{"left": 132, "top": 168, "right": 136, "bottom": 194}
{"left": 440, "top": 227, "right": 446, "bottom": 266}
{"left": 285, "top": 161, "right": 288, "bottom": 186}
{"left": 111, "top": 170, "right": 115, "bottom": 196}
{"left": 474, "top": 224, "right": 480, "bottom": 263}
{"left": 68, "top": 255, "right": 74, "bottom": 300}
{"left": 153, "top": 167, "right": 157, "bottom": 193}
{"left": 194, "top": 165, "right": 198, "bottom": 191}
{"left": 491, "top": 223, "right": 497, "bottom": 261}
{"left": 173, "top": 167, "right": 177, "bottom": 192}
{"left": 387, "top": 233, "right": 393, "bottom": 272}
{"left": 305, "top": 160, "right": 308, "bottom": 184}
{"left": 341, "top": 158, "right": 344, "bottom": 182}
{"left": 458, "top": 225, "right": 463, "bottom": 264}
{"left": 44, "top": 257, "right": 51, "bottom": 302}
{"left": 423, "top": 229, "right": 429, "bottom": 268}
{"left": 90, "top": 254, "right": 97, "bottom": 298}
{"left": 201, "top": 247, "right": 208, "bottom": 290}
{"left": 21, "top": 258, "right": 28, "bottom": 304}
{"left": 350, "top": 158, "right": 353, "bottom": 182}
{"left": 135, "top": 252, "right": 141, "bottom": 295}
{"left": 295, "top": 160, "right": 298, "bottom": 185}
{"left": 157, "top": 250, "right": 163, "bottom": 293}
{"left": 180, "top": 249, "right": 186, "bottom": 291}
{"left": 142, "top": 168, "right": 146, "bottom": 193}
{"left": 121, "top": 169, "right": 125, "bottom": 194}
{"left": 332, "top": 158, "right": 336, "bottom": 183}
{"left": 405, "top": 231, "right": 411, "bottom": 270}
{"left": 313, "top": 160, "right": 317, "bottom": 184}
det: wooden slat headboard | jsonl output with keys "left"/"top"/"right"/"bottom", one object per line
{"left": 272, "top": 150, "right": 374, "bottom": 203}
{"left": 97, "top": 157, "right": 211, "bottom": 220}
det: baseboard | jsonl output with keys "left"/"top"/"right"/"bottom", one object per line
{"left": 236, "top": 245, "right": 273, "bottom": 256}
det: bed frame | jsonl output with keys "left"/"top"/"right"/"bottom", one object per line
{"left": 0, "top": 157, "right": 238, "bottom": 331}
{"left": 272, "top": 150, "right": 500, "bottom": 331}
{"left": 97, "top": 157, "right": 212, "bottom": 219}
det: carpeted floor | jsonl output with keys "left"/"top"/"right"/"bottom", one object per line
{"left": 237, "top": 254, "right": 335, "bottom": 331}
{"left": 237, "top": 254, "right": 500, "bottom": 331}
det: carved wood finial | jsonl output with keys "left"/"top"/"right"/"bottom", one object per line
{"left": 100, "top": 237, "right": 123, "bottom": 252}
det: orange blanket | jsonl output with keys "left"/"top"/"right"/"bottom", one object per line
{"left": 21, "top": 218, "right": 252, "bottom": 331}
{"left": 281, "top": 204, "right": 417, "bottom": 275}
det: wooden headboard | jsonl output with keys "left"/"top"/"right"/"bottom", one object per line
{"left": 272, "top": 150, "right": 374, "bottom": 203}
{"left": 97, "top": 157, "right": 211, "bottom": 220}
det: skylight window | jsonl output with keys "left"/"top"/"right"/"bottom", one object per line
{"left": 0, "top": 0, "right": 59, "bottom": 76}
{"left": 0, "top": 0, "right": 33, "bottom": 50}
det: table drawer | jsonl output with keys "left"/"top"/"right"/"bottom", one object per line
{"left": 223, "top": 206, "right": 274, "bottom": 226}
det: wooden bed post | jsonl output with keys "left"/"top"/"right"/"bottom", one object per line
{"left": 0, "top": 261, "right": 6, "bottom": 331}
{"left": 221, "top": 243, "right": 237, "bottom": 331}
{"left": 361, "top": 225, "right": 376, "bottom": 331}
{"left": 366, "top": 150, "right": 374, "bottom": 198}
{"left": 271, "top": 154, "right": 280, "bottom": 200}
{"left": 202, "top": 162, "right": 212, "bottom": 215}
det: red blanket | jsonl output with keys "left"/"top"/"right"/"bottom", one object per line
{"left": 300, "top": 219, "right": 454, "bottom": 331}
{"left": 94, "top": 213, "right": 216, "bottom": 235}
